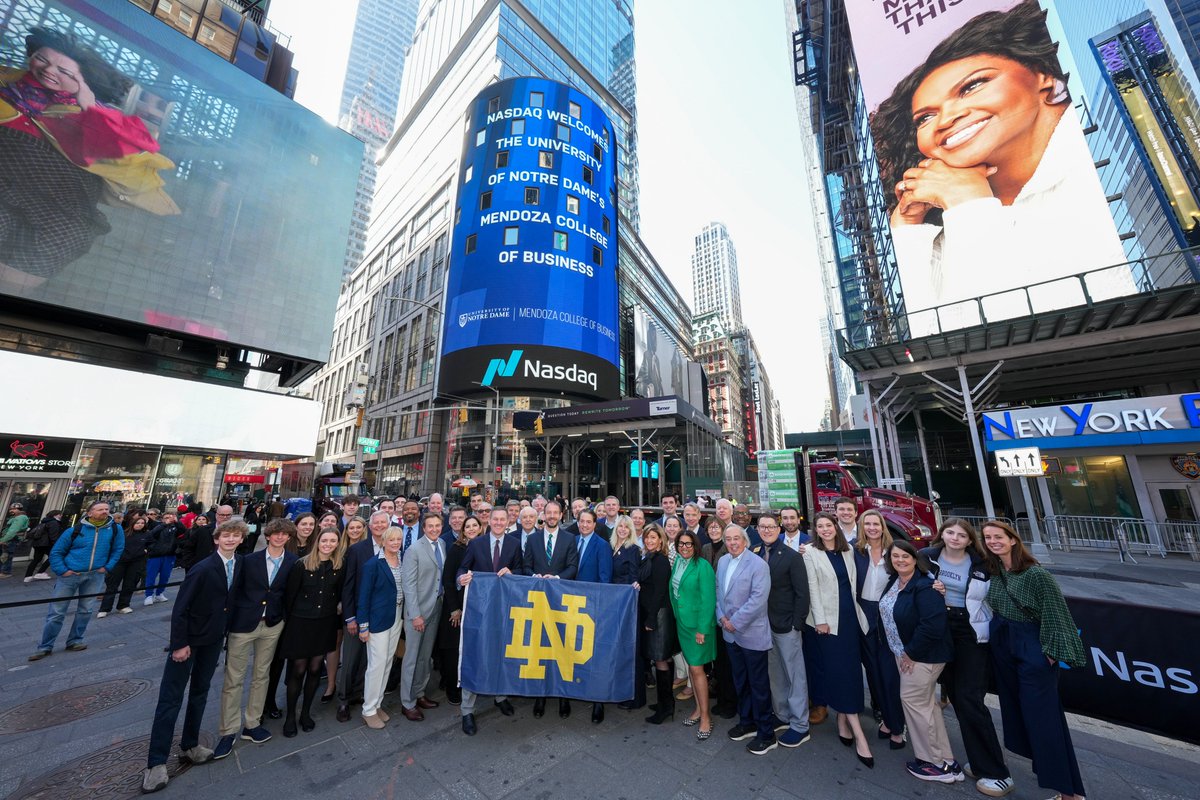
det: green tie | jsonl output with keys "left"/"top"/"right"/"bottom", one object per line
{"left": 225, "top": 558, "right": 234, "bottom": 589}
{"left": 545, "top": 533, "right": 553, "bottom": 560}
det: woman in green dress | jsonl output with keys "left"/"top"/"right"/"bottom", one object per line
{"left": 669, "top": 529, "right": 717, "bottom": 740}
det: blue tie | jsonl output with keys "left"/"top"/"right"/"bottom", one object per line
{"left": 545, "top": 532, "right": 553, "bottom": 560}
{"left": 578, "top": 534, "right": 588, "bottom": 563}
{"left": 268, "top": 555, "right": 281, "bottom": 584}
{"left": 434, "top": 540, "right": 444, "bottom": 597}
{"left": 225, "top": 558, "right": 234, "bottom": 589}
{"left": 404, "top": 526, "right": 414, "bottom": 551}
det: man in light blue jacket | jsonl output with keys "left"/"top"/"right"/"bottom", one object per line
{"left": 715, "top": 523, "right": 775, "bottom": 755}
{"left": 29, "top": 500, "right": 124, "bottom": 660}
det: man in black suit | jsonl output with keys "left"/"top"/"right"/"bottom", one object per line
{"left": 522, "top": 500, "right": 578, "bottom": 719}
{"left": 213, "top": 519, "right": 298, "bottom": 759}
{"left": 751, "top": 513, "right": 812, "bottom": 748}
{"left": 563, "top": 497, "right": 589, "bottom": 535}
{"left": 655, "top": 493, "right": 681, "bottom": 529}
{"left": 456, "top": 507, "right": 522, "bottom": 735}
{"left": 143, "top": 520, "right": 246, "bottom": 793}
{"left": 336, "top": 510, "right": 389, "bottom": 722}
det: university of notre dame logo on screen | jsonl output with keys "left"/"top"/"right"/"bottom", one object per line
{"left": 505, "top": 590, "right": 595, "bottom": 681}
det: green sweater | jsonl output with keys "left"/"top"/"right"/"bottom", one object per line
{"left": 1, "top": 513, "right": 29, "bottom": 544}
{"left": 987, "top": 564, "right": 1086, "bottom": 667}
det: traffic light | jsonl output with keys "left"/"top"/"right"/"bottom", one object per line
{"left": 459, "top": 407, "right": 469, "bottom": 423}
{"left": 534, "top": 417, "right": 544, "bottom": 435}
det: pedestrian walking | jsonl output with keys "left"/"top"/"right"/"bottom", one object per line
{"left": 144, "top": 509, "right": 184, "bottom": 604}
{"left": 22, "top": 509, "right": 64, "bottom": 582}
{"left": 0, "top": 501, "right": 30, "bottom": 576}
{"left": 29, "top": 500, "right": 124, "bottom": 660}
{"left": 98, "top": 511, "right": 150, "bottom": 615}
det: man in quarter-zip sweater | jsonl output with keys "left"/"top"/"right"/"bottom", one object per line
{"left": 29, "top": 500, "right": 124, "bottom": 660}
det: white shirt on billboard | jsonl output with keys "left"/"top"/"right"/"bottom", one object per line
{"left": 892, "top": 109, "right": 1137, "bottom": 336}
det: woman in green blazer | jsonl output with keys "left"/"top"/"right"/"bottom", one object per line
{"left": 669, "top": 529, "right": 717, "bottom": 740}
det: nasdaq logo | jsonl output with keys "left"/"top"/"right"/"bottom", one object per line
{"left": 481, "top": 350, "right": 523, "bottom": 387}
{"left": 505, "top": 589, "right": 594, "bottom": 681}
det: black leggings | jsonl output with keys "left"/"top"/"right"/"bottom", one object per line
{"left": 286, "top": 656, "right": 323, "bottom": 722}
{"left": 265, "top": 650, "right": 285, "bottom": 712}
{"left": 24, "top": 546, "right": 51, "bottom": 577}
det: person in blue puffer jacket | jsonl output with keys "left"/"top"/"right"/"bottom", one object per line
{"left": 29, "top": 499, "right": 124, "bottom": 660}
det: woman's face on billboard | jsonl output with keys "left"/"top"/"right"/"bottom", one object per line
{"left": 910, "top": 55, "right": 1057, "bottom": 170}
{"left": 29, "top": 47, "right": 83, "bottom": 96}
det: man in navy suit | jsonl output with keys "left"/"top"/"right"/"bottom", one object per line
{"left": 511, "top": 506, "right": 538, "bottom": 558}
{"left": 143, "top": 520, "right": 245, "bottom": 793}
{"left": 522, "top": 500, "right": 579, "bottom": 719}
{"left": 337, "top": 510, "right": 388, "bottom": 722}
{"left": 573, "top": 507, "right": 613, "bottom": 723}
{"left": 456, "top": 507, "right": 522, "bottom": 735}
{"left": 213, "top": 519, "right": 298, "bottom": 759}
{"left": 655, "top": 493, "right": 682, "bottom": 529}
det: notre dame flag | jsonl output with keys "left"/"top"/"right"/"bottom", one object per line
{"left": 460, "top": 574, "right": 638, "bottom": 702}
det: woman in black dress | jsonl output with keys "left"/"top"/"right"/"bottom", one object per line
{"left": 288, "top": 512, "right": 316, "bottom": 557}
{"left": 436, "top": 514, "right": 481, "bottom": 704}
{"left": 278, "top": 528, "right": 345, "bottom": 737}
{"left": 639, "top": 524, "right": 677, "bottom": 725}
{"left": 804, "top": 512, "right": 874, "bottom": 767}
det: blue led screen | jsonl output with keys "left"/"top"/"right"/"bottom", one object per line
{"left": 438, "top": 77, "right": 619, "bottom": 401}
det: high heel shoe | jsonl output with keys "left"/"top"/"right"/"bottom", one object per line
{"left": 682, "top": 715, "right": 700, "bottom": 727}
{"left": 299, "top": 713, "right": 316, "bottom": 732}
{"left": 877, "top": 723, "right": 892, "bottom": 740}
{"left": 282, "top": 716, "right": 298, "bottom": 738}
{"left": 696, "top": 726, "right": 712, "bottom": 741}
{"left": 838, "top": 734, "right": 853, "bottom": 746}
{"left": 855, "top": 740, "right": 875, "bottom": 768}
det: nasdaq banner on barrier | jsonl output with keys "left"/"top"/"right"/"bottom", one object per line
{"left": 460, "top": 574, "right": 637, "bottom": 702}
{"left": 438, "top": 77, "right": 620, "bottom": 401}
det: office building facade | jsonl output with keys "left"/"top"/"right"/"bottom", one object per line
{"left": 691, "top": 222, "right": 744, "bottom": 333}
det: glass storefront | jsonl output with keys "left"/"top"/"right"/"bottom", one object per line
{"left": 1045, "top": 455, "right": 1141, "bottom": 518}
{"left": 150, "top": 451, "right": 225, "bottom": 514}
{"left": 64, "top": 443, "right": 227, "bottom": 520}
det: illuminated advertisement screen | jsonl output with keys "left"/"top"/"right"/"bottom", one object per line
{"left": 843, "top": 0, "right": 1137, "bottom": 333}
{"left": 438, "top": 77, "right": 619, "bottom": 401}
{"left": 633, "top": 305, "right": 689, "bottom": 399}
{"left": 0, "top": 1, "right": 361, "bottom": 362}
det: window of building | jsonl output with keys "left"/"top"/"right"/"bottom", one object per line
{"left": 556, "top": 123, "right": 570, "bottom": 142}
{"left": 475, "top": 129, "right": 486, "bottom": 146}
{"left": 524, "top": 187, "right": 539, "bottom": 205}
{"left": 538, "top": 150, "right": 553, "bottom": 169}
{"left": 569, "top": 101, "right": 581, "bottom": 119}
{"left": 566, "top": 195, "right": 580, "bottom": 215}
{"left": 530, "top": 91, "right": 544, "bottom": 108}
{"left": 512, "top": 119, "right": 525, "bottom": 135}
{"left": 465, "top": 234, "right": 477, "bottom": 254}
{"left": 602, "top": 215, "right": 610, "bottom": 235}
{"left": 178, "top": 9, "right": 194, "bottom": 27}
{"left": 496, "top": 150, "right": 509, "bottom": 169}
{"left": 480, "top": 191, "right": 492, "bottom": 211}
{"left": 487, "top": 96, "right": 500, "bottom": 114}
{"left": 582, "top": 166, "right": 593, "bottom": 185}
{"left": 455, "top": 207, "right": 461, "bottom": 224}
{"left": 463, "top": 165, "right": 472, "bottom": 183}
{"left": 504, "top": 226, "right": 519, "bottom": 246}
{"left": 593, "top": 142, "right": 603, "bottom": 162}
{"left": 553, "top": 231, "right": 568, "bottom": 251}
{"left": 592, "top": 245, "right": 602, "bottom": 266}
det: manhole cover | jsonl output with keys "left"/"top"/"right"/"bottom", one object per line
{"left": 6, "top": 733, "right": 208, "bottom": 800}
{"left": 0, "top": 680, "right": 151, "bottom": 734}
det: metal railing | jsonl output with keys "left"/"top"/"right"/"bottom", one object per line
{"left": 1043, "top": 515, "right": 1127, "bottom": 552}
{"left": 1117, "top": 520, "right": 1200, "bottom": 561}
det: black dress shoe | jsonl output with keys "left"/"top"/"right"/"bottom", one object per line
{"left": 336, "top": 704, "right": 351, "bottom": 723}
{"left": 591, "top": 703, "right": 604, "bottom": 724}
{"left": 265, "top": 705, "right": 283, "bottom": 720}
{"left": 282, "top": 717, "right": 298, "bottom": 738}
{"left": 462, "top": 713, "right": 477, "bottom": 736}
{"left": 558, "top": 699, "right": 571, "bottom": 719}
{"left": 617, "top": 699, "right": 644, "bottom": 710}
{"left": 299, "top": 714, "right": 315, "bottom": 733}
{"left": 495, "top": 699, "right": 515, "bottom": 716}
{"left": 533, "top": 698, "right": 546, "bottom": 717}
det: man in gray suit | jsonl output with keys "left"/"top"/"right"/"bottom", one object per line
{"left": 715, "top": 524, "right": 776, "bottom": 755}
{"left": 398, "top": 513, "right": 446, "bottom": 721}
{"left": 522, "top": 503, "right": 578, "bottom": 718}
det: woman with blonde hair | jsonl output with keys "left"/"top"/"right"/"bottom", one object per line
{"left": 357, "top": 527, "right": 405, "bottom": 729}
{"left": 854, "top": 510, "right": 904, "bottom": 749}
{"left": 610, "top": 514, "right": 640, "bottom": 586}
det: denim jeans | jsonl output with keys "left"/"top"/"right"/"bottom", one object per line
{"left": 38, "top": 570, "right": 107, "bottom": 652}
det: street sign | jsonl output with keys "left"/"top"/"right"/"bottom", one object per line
{"left": 357, "top": 437, "right": 380, "bottom": 447}
{"left": 362, "top": 446, "right": 377, "bottom": 455}
{"left": 995, "top": 447, "right": 1044, "bottom": 477}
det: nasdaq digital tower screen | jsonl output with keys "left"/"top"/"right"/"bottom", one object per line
{"left": 438, "top": 77, "right": 619, "bottom": 401}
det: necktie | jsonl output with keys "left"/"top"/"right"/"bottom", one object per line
{"left": 577, "top": 534, "right": 588, "bottom": 562}
{"left": 225, "top": 557, "right": 234, "bottom": 589}
{"left": 268, "top": 555, "right": 281, "bottom": 584}
{"left": 434, "top": 540, "right": 444, "bottom": 596}
{"left": 404, "top": 526, "right": 414, "bottom": 551}
{"left": 492, "top": 538, "right": 501, "bottom": 571}
{"left": 545, "top": 532, "right": 554, "bottom": 560}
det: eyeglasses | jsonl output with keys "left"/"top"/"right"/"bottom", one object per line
{"left": 677, "top": 542, "right": 694, "bottom": 548}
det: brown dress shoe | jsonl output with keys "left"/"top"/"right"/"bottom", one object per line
{"left": 401, "top": 706, "right": 425, "bottom": 721}
{"left": 336, "top": 704, "right": 351, "bottom": 723}
{"left": 809, "top": 705, "right": 828, "bottom": 725}
{"left": 416, "top": 697, "right": 439, "bottom": 709}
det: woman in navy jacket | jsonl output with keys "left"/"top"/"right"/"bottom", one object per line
{"left": 356, "top": 527, "right": 404, "bottom": 729}
{"left": 878, "top": 540, "right": 959, "bottom": 784}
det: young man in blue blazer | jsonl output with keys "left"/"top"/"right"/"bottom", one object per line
{"left": 143, "top": 520, "right": 245, "bottom": 793}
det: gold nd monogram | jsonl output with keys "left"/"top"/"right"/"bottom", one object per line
{"left": 505, "top": 590, "right": 595, "bottom": 681}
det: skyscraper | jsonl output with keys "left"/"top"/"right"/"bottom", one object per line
{"left": 691, "top": 222, "right": 744, "bottom": 333}
{"left": 337, "top": 0, "right": 419, "bottom": 277}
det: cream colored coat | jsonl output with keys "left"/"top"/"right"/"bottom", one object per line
{"left": 803, "top": 547, "right": 868, "bottom": 637}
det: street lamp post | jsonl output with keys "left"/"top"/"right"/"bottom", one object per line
{"left": 472, "top": 381, "right": 501, "bottom": 498}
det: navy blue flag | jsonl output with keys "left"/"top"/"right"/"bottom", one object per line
{"left": 460, "top": 573, "right": 637, "bottom": 702}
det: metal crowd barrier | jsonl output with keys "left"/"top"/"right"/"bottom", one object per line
{"left": 1117, "top": 520, "right": 1200, "bottom": 561}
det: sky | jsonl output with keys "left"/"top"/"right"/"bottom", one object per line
{"left": 269, "top": 0, "right": 828, "bottom": 432}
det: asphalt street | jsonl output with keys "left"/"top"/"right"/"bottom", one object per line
{"left": 1, "top": 556, "right": 1198, "bottom": 800}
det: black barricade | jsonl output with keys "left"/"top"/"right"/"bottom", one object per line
{"left": 1061, "top": 595, "right": 1199, "bottom": 745}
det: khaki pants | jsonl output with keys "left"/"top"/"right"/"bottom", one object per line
{"left": 220, "top": 619, "right": 284, "bottom": 735}
{"left": 897, "top": 657, "right": 953, "bottom": 765}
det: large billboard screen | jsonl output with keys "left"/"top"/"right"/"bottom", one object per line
{"left": 633, "top": 305, "right": 689, "bottom": 399}
{"left": 438, "top": 77, "right": 619, "bottom": 401}
{"left": 0, "top": 1, "right": 361, "bottom": 362}
{"left": 844, "top": 0, "right": 1138, "bottom": 332}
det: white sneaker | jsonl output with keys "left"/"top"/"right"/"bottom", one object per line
{"left": 96, "top": 611, "right": 107, "bottom": 618}
{"left": 144, "top": 596, "right": 156, "bottom": 607}
{"left": 33, "top": 573, "right": 51, "bottom": 580}
{"left": 117, "top": 607, "right": 133, "bottom": 614}
{"left": 23, "top": 576, "right": 33, "bottom": 583}
{"left": 155, "top": 594, "right": 169, "bottom": 603}
{"left": 976, "top": 777, "right": 1015, "bottom": 797}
